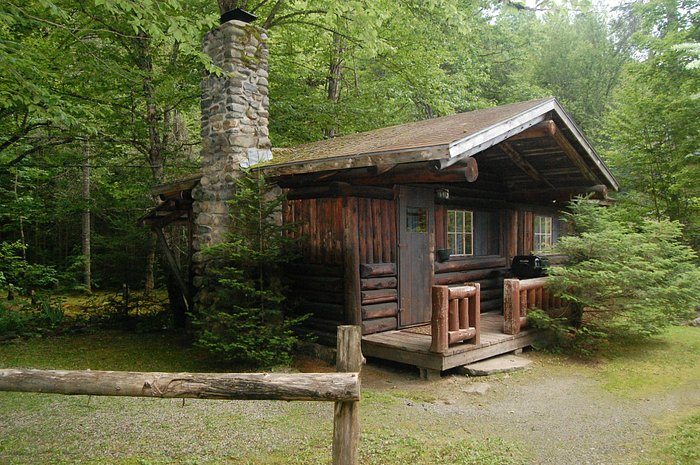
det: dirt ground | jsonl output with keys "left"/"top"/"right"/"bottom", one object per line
{"left": 356, "top": 349, "right": 699, "bottom": 465}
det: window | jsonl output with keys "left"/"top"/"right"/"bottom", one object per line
{"left": 534, "top": 215, "right": 553, "bottom": 252}
{"left": 406, "top": 207, "right": 427, "bottom": 232}
{"left": 447, "top": 209, "right": 473, "bottom": 255}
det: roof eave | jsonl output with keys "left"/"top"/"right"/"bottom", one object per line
{"left": 259, "top": 145, "right": 451, "bottom": 177}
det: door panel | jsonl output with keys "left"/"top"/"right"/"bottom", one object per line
{"left": 398, "top": 186, "right": 434, "bottom": 326}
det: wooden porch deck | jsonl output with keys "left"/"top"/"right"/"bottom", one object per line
{"left": 361, "top": 311, "right": 538, "bottom": 373}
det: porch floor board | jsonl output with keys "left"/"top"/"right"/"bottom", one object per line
{"left": 361, "top": 311, "right": 538, "bottom": 372}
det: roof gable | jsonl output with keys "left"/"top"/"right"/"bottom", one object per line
{"left": 262, "top": 97, "right": 618, "bottom": 191}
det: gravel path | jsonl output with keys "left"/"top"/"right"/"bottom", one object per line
{"left": 361, "top": 353, "right": 699, "bottom": 465}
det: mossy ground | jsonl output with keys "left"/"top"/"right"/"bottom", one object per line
{"left": 0, "top": 323, "right": 698, "bottom": 464}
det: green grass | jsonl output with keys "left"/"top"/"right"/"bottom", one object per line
{"left": 593, "top": 326, "right": 700, "bottom": 399}
{"left": 0, "top": 331, "right": 528, "bottom": 465}
{"left": 643, "top": 412, "right": 700, "bottom": 465}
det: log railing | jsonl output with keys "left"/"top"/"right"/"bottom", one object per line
{"left": 503, "top": 277, "right": 563, "bottom": 335}
{"left": 0, "top": 326, "right": 363, "bottom": 465}
{"left": 430, "top": 283, "right": 481, "bottom": 354}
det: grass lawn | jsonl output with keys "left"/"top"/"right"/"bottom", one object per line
{"left": 0, "top": 325, "right": 698, "bottom": 464}
{"left": 0, "top": 331, "right": 528, "bottom": 465}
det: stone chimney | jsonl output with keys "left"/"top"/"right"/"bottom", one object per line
{"left": 192, "top": 18, "right": 270, "bottom": 303}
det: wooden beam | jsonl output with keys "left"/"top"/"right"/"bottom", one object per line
{"left": 506, "top": 120, "right": 557, "bottom": 141}
{"left": 500, "top": 142, "right": 555, "bottom": 188}
{"left": 333, "top": 326, "right": 363, "bottom": 465}
{"left": 154, "top": 227, "right": 190, "bottom": 309}
{"left": 342, "top": 197, "right": 362, "bottom": 326}
{"left": 550, "top": 125, "right": 602, "bottom": 185}
{"left": 0, "top": 369, "right": 360, "bottom": 402}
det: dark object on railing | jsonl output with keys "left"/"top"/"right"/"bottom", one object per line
{"left": 220, "top": 8, "right": 257, "bottom": 24}
{"left": 436, "top": 249, "right": 451, "bottom": 262}
{"left": 510, "top": 255, "right": 548, "bottom": 279}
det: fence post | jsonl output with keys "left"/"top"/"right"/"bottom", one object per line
{"left": 332, "top": 325, "right": 362, "bottom": 465}
{"left": 503, "top": 279, "right": 521, "bottom": 335}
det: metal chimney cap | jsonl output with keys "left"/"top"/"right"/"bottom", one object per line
{"left": 220, "top": 8, "right": 257, "bottom": 25}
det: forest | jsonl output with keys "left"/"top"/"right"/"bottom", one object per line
{"left": 0, "top": 0, "right": 698, "bottom": 294}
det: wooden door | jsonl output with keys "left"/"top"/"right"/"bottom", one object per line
{"left": 398, "top": 186, "right": 435, "bottom": 327}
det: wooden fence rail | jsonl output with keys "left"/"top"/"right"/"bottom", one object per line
{"left": 0, "top": 325, "right": 363, "bottom": 465}
{"left": 430, "top": 283, "right": 481, "bottom": 354}
{"left": 503, "top": 278, "right": 563, "bottom": 335}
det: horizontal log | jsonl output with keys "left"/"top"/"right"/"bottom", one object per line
{"left": 361, "top": 276, "right": 397, "bottom": 290}
{"left": 481, "top": 289, "right": 503, "bottom": 301}
{"left": 361, "top": 302, "right": 398, "bottom": 320}
{"left": 448, "top": 328, "right": 477, "bottom": 345}
{"left": 361, "top": 289, "right": 398, "bottom": 305}
{"left": 286, "top": 183, "right": 395, "bottom": 201}
{"left": 300, "top": 290, "right": 345, "bottom": 305}
{"left": 301, "top": 300, "right": 345, "bottom": 321}
{"left": 0, "top": 369, "right": 359, "bottom": 402}
{"left": 433, "top": 268, "right": 503, "bottom": 285}
{"left": 362, "top": 317, "right": 397, "bottom": 335}
{"left": 474, "top": 278, "right": 503, "bottom": 291}
{"left": 291, "top": 276, "right": 344, "bottom": 293}
{"left": 518, "top": 277, "right": 548, "bottom": 291}
{"left": 308, "top": 317, "right": 343, "bottom": 334}
{"left": 434, "top": 256, "right": 507, "bottom": 274}
{"left": 287, "top": 263, "right": 344, "bottom": 278}
{"left": 480, "top": 299, "right": 502, "bottom": 312}
{"left": 359, "top": 262, "right": 396, "bottom": 278}
{"left": 448, "top": 286, "right": 477, "bottom": 300}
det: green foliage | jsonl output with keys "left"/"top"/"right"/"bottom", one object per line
{"left": 655, "top": 413, "right": 700, "bottom": 465}
{"left": 0, "top": 241, "right": 58, "bottom": 294}
{"left": 535, "top": 199, "right": 700, "bottom": 354}
{"left": 0, "top": 296, "right": 64, "bottom": 336}
{"left": 194, "top": 171, "right": 305, "bottom": 367}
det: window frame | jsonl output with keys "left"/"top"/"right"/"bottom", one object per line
{"left": 446, "top": 209, "right": 474, "bottom": 257}
{"left": 533, "top": 214, "right": 553, "bottom": 253}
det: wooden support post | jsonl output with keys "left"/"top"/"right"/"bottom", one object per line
{"left": 468, "top": 282, "right": 480, "bottom": 345}
{"left": 430, "top": 286, "right": 449, "bottom": 353}
{"left": 448, "top": 299, "right": 459, "bottom": 332}
{"left": 503, "top": 279, "right": 521, "bottom": 335}
{"left": 343, "top": 198, "right": 362, "bottom": 326}
{"left": 154, "top": 227, "right": 190, "bottom": 309}
{"left": 333, "top": 326, "right": 362, "bottom": 465}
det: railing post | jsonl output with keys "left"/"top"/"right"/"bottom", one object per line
{"left": 468, "top": 282, "right": 481, "bottom": 345}
{"left": 332, "top": 325, "right": 362, "bottom": 465}
{"left": 430, "top": 286, "right": 449, "bottom": 353}
{"left": 503, "top": 279, "right": 521, "bottom": 335}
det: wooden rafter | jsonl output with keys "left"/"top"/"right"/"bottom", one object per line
{"left": 506, "top": 120, "right": 556, "bottom": 141}
{"left": 500, "top": 142, "right": 555, "bottom": 188}
{"left": 550, "top": 127, "right": 602, "bottom": 185}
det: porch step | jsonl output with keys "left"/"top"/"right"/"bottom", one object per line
{"left": 459, "top": 354, "right": 532, "bottom": 376}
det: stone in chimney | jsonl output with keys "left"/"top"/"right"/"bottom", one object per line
{"left": 192, "top": 19, "right": 270, "bottom": 304}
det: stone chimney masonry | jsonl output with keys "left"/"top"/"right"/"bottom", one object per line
{"left": 192, "top": 19, "right": 270, "bottom": 302}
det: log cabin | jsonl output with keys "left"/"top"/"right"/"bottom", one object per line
{"left": 143, "top": 18, "right": 618, "bottom": 378}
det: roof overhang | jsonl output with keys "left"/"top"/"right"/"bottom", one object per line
{"left": 261, "top": 98, "right": 619, "bottom": 192}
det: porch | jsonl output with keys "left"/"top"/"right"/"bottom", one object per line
{"left": 362, "top": 312, "right": 538, "bottom": 376}
{"left": 361, "top": 277, "right": 559, "bottom": 378}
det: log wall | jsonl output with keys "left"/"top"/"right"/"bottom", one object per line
{"left": 359, "top": 262, "right": 398, "bottom": 335}
{"left": 433, "top": 256, "right": 508, "bottom": 313}
{"left": 285, "top": 198, "right": 345, "bottom": 265}
{"left": 357, "top": 198, "right": 397, "bottom": 265}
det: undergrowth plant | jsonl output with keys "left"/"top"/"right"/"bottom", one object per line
{"left": 194, "top": 171, "right": 305, "bottom": 367}
{"left": 531, "top": 198, "right": 700, "bottom": 354}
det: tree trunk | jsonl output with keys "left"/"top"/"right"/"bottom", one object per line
{"left": 82, "top": 142, "right": 92, "bottom": 292}
{"left": 325, "top": 31, "right": 345, "bottom": 139}
{"left": 144, "top": 232, "right": 156, "bottom": 295}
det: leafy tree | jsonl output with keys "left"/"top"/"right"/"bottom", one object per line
{"left": 532, "top": 199, "right": 700, "bottom": 354}
{"left": 602, "top": 0, "right": 700, "bottom": 250}
{"left": 193, "top": 171, "right": 304, "bottom": 366}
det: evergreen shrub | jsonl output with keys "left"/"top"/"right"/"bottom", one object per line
{"left": 193, "top": 171, "right": 306, "bottom": 367}
{"left": 531, "top": 198, "right": 700, "bottom": 354}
